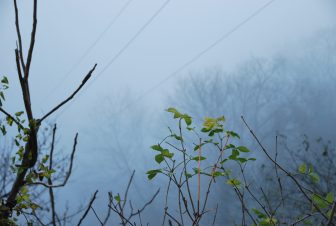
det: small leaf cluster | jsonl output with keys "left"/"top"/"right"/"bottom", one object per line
{"left": 13, "top": 186, "right": 40, "bottom": 219}
{"left": 25, "top": 154, "right": 56, "bottom": 184}
{"left": 298, "top": 163, "right": 320, "bottom": 184}
{"left": 0, "top": 76, "right": 9, "bottom": 107}
{"left": 147, "top": 107, "right": 255, "bottom": 184}
{"left": 252, "top": 208, "right": 277, "bottom": 226}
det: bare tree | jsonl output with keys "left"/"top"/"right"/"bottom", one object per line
{"left": 0, "top": 1, "right": 97, "bottom": 225}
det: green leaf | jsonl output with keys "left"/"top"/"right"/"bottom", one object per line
{"left": 225, "top": 144, "right": 236, "bottom": 149}
{"left": 309, "top": 172, "right": 320, "bottom": 184}
{"left": 1, "top": 76, "right": 8, "bottom": 84}
{"left": 312, "top": 193, "right": 328, "bottom": 209}
{"left": 185, "top": 172, "right": 192, "bottom": 178}
{"left": 226, "top": 130, "right": 240, "bottom": 139}
{"left": 166, "top": 107, "right": 181, "bottom": 118}
{"left": 298, "top": 163, "right": 307, "bottom": 174}
{"left": 23, "top": 136, "right": 29, "bottom": 142}
{"left": 227, "top": 178, "right": 241, "bottom": 186}
{"left": 220, "top": 159, "right": 228, "bottom": 164}
{"left": 151, "top": 144, "right": 163, "bottom": 152}
{"left": 42, "top": 155, "right": 49, "bottom": 164}
{"left": 161, "top": 149, "right": 174, "bottom": 158}
{"left": 193, "top": 167, "right": 201, "bottom": 174}
{"left": 15, "top": 111, "right": 24, "bottom": 117}
{"left": 259, "top": 217, "right": 277, "bottom": 226}
{"left": 236, "top": 146, "right": 251, "bottom": 153}
{"left": 201, "top": 127, "right": 211, "bottom": 133}
{"left": 194, "top": 143, "right": 205, "bottom": 151}
{"left": 48, "top": 169, "right": 56, "bottom": 175}
{"left": 30, "top": 203, "right": 40, "bottom": 211}
{"left": 191, "top": 156, "right": 206, "bottom": 161}
{"left": 6, "top": 116, "right": 13, "bottom": 126}
{"left": 237, "top": 158, "right": 247, "bottom": 163}
{"left": 172, "top": 134, "right": 183, "bottom": 141}
{"left": 0, "top": 125, "right": 6, "bottom": 135}
{"left": 146, "top": 169, "right": 162, "bottom": 180}
{"left": 155, "top": 154, "right": 164, "bottom": 164}
{"left": 229, "top": 149, "right": 239, "bottom": 160}
{"left": 251, "top": 208, "right": 267, "bottom": 219}
{"left": 114, "top": 194, "right": 121, "bottom": 203}
{"left": 326, "top": 192, "right": 334, "bottom": 204}
{"left": 208, "top": 130, "right": 215, "bottom": 136}
{"left": 217, "top": 115, "right": 225, "bottom": 122}
{"left": 203, "top": 117, "right": 216, "bottom": 130}
{"left": 182, "top": 114, "right": 192, "bottom": 126}
{"left": 212, "top": 171, "right": 223, "bottom": 177}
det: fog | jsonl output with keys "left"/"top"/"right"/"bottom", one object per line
{"left": 1, "top": 0, "right": 336, "bottom": 225}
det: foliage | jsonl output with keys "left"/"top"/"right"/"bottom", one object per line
{"left": 144, "top": 108, "right": 336, "bottom": 225}
{"left": 147, "top": 107, "right": 255, "bottom": 225}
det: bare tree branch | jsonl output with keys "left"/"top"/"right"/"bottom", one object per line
{"left": 27, "top": 133, "right": 79, "bottom": 188}
{"left": 241, "top": 115, "right": 329, "bottom": 221}
{"left": 90, "top": 206, "right": 103, "bottom": 226}
{"left": 48, "top": 124, "right": 57, "bottom": 226}
{"left": 13, "top": 0, "right": 25, "bottom": 71}
{"left": 327, "top": 201, "right": 336, "bottom": 226}
{"left": 40, "top": 64, "right": 97, "bottom": 122}
{"left": 0, "top": 107, "right": 24, "bottom": 130}
{"left": 24, "top": 0, "right": 38, "bottom": 80}
{"left": 77, "top": 190, "right": 99, "bottom": 226}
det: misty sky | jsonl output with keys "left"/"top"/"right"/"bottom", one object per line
{"left": 1, "top": 1, "right": 335, "bottom": 128}
{"left": 1, "top": 1, "right": 336, "bottom": 225}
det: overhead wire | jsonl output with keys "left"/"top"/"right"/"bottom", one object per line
{"left": 115, "top": 0, "right": 277, "bottom": 115}
{"left": 39, "top": 0, "right": 134, "bottom": 107}
{"left": 53, "top": 0, "right": 171, "bottom": 120}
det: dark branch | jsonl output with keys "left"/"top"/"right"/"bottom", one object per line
{"left": 327, "top": 201, "right": 336, "bottom": 226}
{"left": 241, "top": 115, "right": 329, "bottom": 220}
{"left": 48, "top": 124, "right": 57, "bottom": 226}
{"left": 77, "top": 190, "right": 99, "bottom": 226}
{"left": 128, "top": 188, "right": 160, "bottom": 219}
{"left": 13, "top": 0, "right": 25, "bottom": 71}
{"left": 40, "top": 64, "right": 97, "bottom": 122}
{"left": 24, "top": 0, "right": 37, "bottom": 80}
{"left": 0, "top": 107, "right": 24, "bottom": 130}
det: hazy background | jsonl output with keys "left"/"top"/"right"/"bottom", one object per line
{"left": 1, "top": 0, "right": 336, "bottom": 225}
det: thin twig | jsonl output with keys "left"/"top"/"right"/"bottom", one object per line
{"left": 24, "top": 0, "right": 37, "bottom": 80}
{"left": 241, "top": 115, "right": 329, "bottom": 220}
{"left": 40, "top": 64, "right": 97, "bottom": 122}
{"left": 27, "top": 133, "right": 79, "bottom": 188}
{"left": 274, "top": 135, "right": 284, "bottom": 206}
{"left": 77, "top": 190, "right": 99, "bottom": 226}
{"left": 123, "top": 170, "right": 135, "bottom": 210}
{"left": 91, "top": 206, "right": 104, "bottom": 226}
{"left": 102, "top": 193, "right": 113, "bottom": 225}
{"left": 0, "top": 107, "right": 24, "bottom": 130}
{"left": 48, "top": 124, "right": 57, "bottom": 226}
{"left": 165, "top": 211, "right": 182, "bottom": 226}
{"left": 128, "top": 189, "right": 160, "bottom": 219}
{"left": 290, "top": 213, "right": 319, "bottom": 226}
{"left": 13, "top": 0, "right": 25, "bottom": 71}
{"left": 327, "top": 201, "right": 336, "bottom": 226}
{"left": 211, "top": 204, "right": 218, "bottom": 226}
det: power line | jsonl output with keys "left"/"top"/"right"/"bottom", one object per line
{"left": 117, "top": 0, "right": 276, "bottom": 114}
{"left": 40, "top": 0, "right": 134, "bottom": 107}
{"left": 53, "top": 0, "right": 171, "bottom": 120}
{"left": 85, "top": 0, "right": 171, "bottom": 91}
